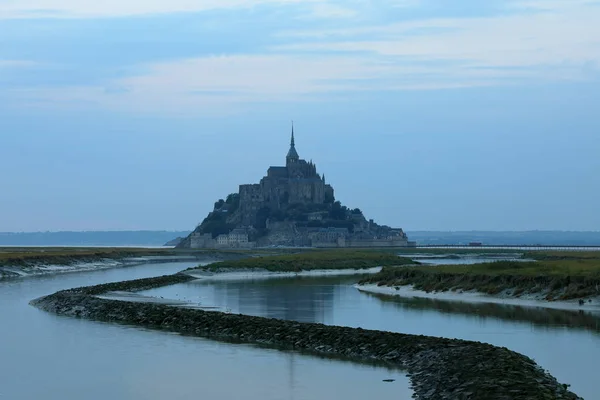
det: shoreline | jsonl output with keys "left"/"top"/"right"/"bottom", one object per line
{"left": 0, "top": 248, "right": 256, "bottom": 281}
{"left": 30, "top": 273, "right": 582, "bottom": 400}
{"left": 0, "top": 256, "right": 208, "bottom": 281}
{"left": 356, "top": 283, "right": 600, "bottom": 313}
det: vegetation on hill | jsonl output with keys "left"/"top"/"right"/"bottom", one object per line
{"left": 187, "top": 250, "right": 414, "bottom": 272}
{"left": 360, "top": 253, "right": 600, "bottom": 300}
{"left": 198, "top": 193, "right": 241, "bottom": 238}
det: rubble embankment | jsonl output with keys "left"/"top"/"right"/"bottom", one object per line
{"left": 31, "top": 274, "right": 581, "bottom": 400}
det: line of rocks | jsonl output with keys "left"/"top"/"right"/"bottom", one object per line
{"left": 30, "top": 274, "right": 582, "bottom": 400}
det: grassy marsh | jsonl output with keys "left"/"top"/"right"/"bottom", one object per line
{"left": 188, "top": 250, "right": 414, "bottom": 272}
{"left": 360, "top": 254, "right": 600, "bottom": 301}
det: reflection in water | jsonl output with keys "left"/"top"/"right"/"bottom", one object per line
{"left": 408, "top": 254, "right": 528, "bottom": 265}
{"left": 145, "top": 275, "right": 365, "bottom": 324}
{"left": 235, "top": 277, "right": 335, "bottom": 323}
{"left": 362, "top": 291, "right": 600, "bottom": 334}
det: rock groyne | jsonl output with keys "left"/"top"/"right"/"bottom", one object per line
{"left": 31, "top": 274, "right": 582, "bottom": 400}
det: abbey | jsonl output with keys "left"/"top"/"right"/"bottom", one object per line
{"left": 239, "top": 126, "right": 334, "bottom": 225}
{"left": 177, "top": 125, "right": 411, "bottom": 249}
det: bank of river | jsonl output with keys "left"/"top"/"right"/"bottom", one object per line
{"left": 0, "top": 249, "right": 249, "bottom": 280}
{"left": 355, "top": 284, "right": 600, "bottom": 312}
{"left": 1, "top": 261, "right": 413, "bottom": 400}
{"left": 0, "top": 255, "right": 199, "bottom": 279}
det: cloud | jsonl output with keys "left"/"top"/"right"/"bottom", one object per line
{"left": 3, "top": 0, "right": 600, "bottom": 116}
{"left": 5, "top": 55, "right": 386, "bottom": 114}
{"left": 507, "top": 0, "right": 600, "bottom": 11}
{"left": 0, "top": 60, "right": 38, "bottom": 68}
{"left": 306, "top": 4, "right": 358, "bottom": 19}
{"left": 0, "top": 0, "right": 323, "bottom": 19}
{"left": 275, "top": 1, "right": 600, "bottom": 72}
{"left": 6, "top": 51, "right": 562, "bottom": 116}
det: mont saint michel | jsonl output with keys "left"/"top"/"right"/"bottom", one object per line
{"left": 178, "top": 126, "right": 412, "bottom": 249}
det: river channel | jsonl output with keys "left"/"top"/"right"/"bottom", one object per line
{"left": 3, "top": 257, "right": 599, "bottom": 399}
{"left": 0, "top": 261, "right": 412, "bottom": 400}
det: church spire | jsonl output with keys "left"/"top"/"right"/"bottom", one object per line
{"left": 286, "top": 120, "right": 299, "bottom": 164}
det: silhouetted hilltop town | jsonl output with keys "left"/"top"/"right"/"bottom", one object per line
{"left": 177, "top": 125, "right": 411, "bottom": 249}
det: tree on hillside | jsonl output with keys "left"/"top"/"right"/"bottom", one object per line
{"left": 329, "top": 201, "right": 348, "bottom": 220}
{"left": 225, "top": 193, "right": 240, "bottom": 213}
{"left": 214, "top": 199, "right": 225, "bottom": 210}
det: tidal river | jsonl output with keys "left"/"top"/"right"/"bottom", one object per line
{"left": 141, "top": 269, "right": 600, "bottom": 400}
{"left": 0, "top": 261, "right": 412, "bottom": 400}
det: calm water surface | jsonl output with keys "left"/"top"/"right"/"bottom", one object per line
{"left": 142, "top": 270, "right": 600, "bottom": 400}
{"left": 409, "top": 253, "right": 528, "bottom": 265}
{"left": 0, "top": 262, "right": 412, "bottom": 400}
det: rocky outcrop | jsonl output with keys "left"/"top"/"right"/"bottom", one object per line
{"left": 31, "top": 274, "right": 581, "bottom": 400}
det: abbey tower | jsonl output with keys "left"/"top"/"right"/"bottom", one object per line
{"left": 238, "top": 124, "right": 334, "bottom": 225}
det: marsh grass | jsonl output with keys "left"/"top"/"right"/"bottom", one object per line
{"left": 0, "top": 247, "right": 254, "bottom": 266}
{"left": 0, "top": 247, "right": 172, "bottom": 265}
{"left": 360, "top": 258, "right": 600, "bottom": 301}
{"left": 189, "top": 250, "right": 414, "bottom": 272}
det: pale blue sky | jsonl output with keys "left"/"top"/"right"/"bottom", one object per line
{"left": 1, "top": 0, "right": 599, "bottom": 232}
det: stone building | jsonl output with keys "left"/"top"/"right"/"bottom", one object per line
{"left": 215, "top": 228, "right": 252, "bottom": 248}
{"left": 239, "top": 125, "right": 334, "bottom": 225}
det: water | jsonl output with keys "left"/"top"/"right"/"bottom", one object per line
{"left": 0, "top": 262, "right": 412, "bottom": 400}
{"left": 142, "top": 273, "right": 600, "bottom": 399}
{"left": 407, "top": 253, "right": 528, "bottom": 265}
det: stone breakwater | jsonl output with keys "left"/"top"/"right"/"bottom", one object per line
{"left": 30, "top": 274, "right": 582, "bottom": 400}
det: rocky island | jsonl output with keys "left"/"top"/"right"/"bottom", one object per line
{"left": 177, "top": 126, "right": 413, "bottom": 249}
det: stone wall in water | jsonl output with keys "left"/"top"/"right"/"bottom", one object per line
{"left": 30, "top": 274, "right": 582, "bottom": 400}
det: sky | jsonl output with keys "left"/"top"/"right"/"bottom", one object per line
{"left": 1, "top": 0, "right": 599, "bottom": 232}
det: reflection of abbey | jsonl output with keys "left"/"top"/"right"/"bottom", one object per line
{"left": 178, "top": 125, "right": 412, "bottom": 249}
